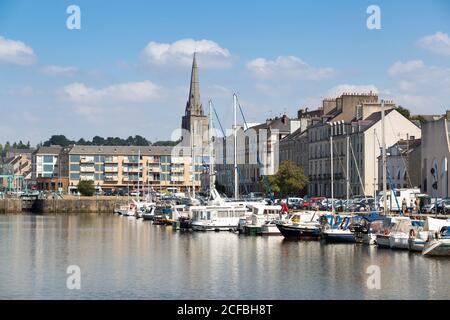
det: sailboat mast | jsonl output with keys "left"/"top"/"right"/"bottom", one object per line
{"left": 191, "top": 121, "right": 196, "bottom": 198}
{"left": 346, "top": 133, "right": 350, "bottom": 204}
{"left": 330, "top": 122, "right": 334, "bottom": 213}
{"left": 137, "top": 149, "right": 140, "bottom": 202}
{"left": 233, "top": 93, "right": 238, "bottom": 200}
{"left": 208, "top": 100, "right": 215, "bottom": 196}
{"left": 381, "top": 100, "right": 387, "bottom": 215}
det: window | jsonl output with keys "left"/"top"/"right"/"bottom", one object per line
{"left": 43, "top": 164, "right": 54, "bottom": 172}
{"left": 43, "top": 155, "right": 54, "bottom": 163}
{"left": 95, "top": 164, "right": 104, "bottom": 171}
{"left": 70, "top": 173, "right": 80, "bottom": 180}
{"left": 161, "top": 156, "right": 171, "bottom": 163}
{"left": 70, "top": 155, "right": 80, "bottom": 162}
{"left": 95, "top": 173, "right": 104, "bottom": 181}
{"left": 70, "top": 164, "right": 80, "bottom": 172}
{"left": 94, "top": 156, "right": 105, "bottom": 163}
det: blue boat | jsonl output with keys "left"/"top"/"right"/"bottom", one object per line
{"left": 322, "top": 216, "right": 357, "bottom": 243}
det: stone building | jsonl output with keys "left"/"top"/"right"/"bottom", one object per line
{"left": 421, "top": 111, "right": 450, "bottom": 198}
{"left": 377, "top": 138, "right": 422, "bottom": 191}
{"left": 180, "top": 53, "right": 209, "bottom": 153}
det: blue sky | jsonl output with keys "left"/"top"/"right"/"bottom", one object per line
{"left": 0, "top": 0, "right": 449, "bottom": 145}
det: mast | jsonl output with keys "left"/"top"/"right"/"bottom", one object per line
{"left": 191, "top": 121, "right": 196, "bottom": 198}
{"left": 330, "top": 122, "right": 334, "bottom": 213}
{"left": 381, "top": 100, "right": 387, "bottom": 215}
{"left": 208, "top": 100, "right": 215, "bottom": 197}
{"left": 373, "top": 128, "right": 377, "bottom": 211}
{"left": 233, "top": 93, "right": 238, "bottom": 200}
{"left": 137, "top": 148, "right": 140, "bottom": 202}
{"left": 346, "top": 132, "right": 350, "bottom": 204}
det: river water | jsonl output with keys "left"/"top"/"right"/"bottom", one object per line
{"left": 0, "top": 214, "right": 449, "bottom": 300}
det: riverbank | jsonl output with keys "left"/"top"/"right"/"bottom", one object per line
{"left": 0, "top": 199, "right": 22, "bottom": 214}
{"left": 0, "top": 197, "right": 127, "bottom": 214}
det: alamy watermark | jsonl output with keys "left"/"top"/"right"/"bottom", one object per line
{"left": 367, "top": 5, "right": 381, "bottom": 30}
{"left": 366, "top": 265, "right": 381, "bottom": 290}
{"left": 66, "top": 5, "right": 81, "bottom": 30}
{"left": 66, "top": 265, "right": 81, "bottom": 290}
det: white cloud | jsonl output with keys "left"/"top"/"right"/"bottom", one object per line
{"left": 141, "top": 38, "right": 233, "bottom": 69}
{"left": 0, "top": 36, "right": 37, "bottom": 66}
{"left": 386, "top": 60, "right": 450, "bottom": 113}
{"left": 246, "top": 56, "right": 335, "bottom": 80}
{"left": 40, "top": 65, "right": 78, "bottom": 77}
{"left": 326, "top": 84, "right": 379, "bottom": 98}
{"left": 417, "top": 32, "right": 450, "bottom": 57}
{"left": 62, "top": 81, "right": 163, "bottom": 104}
{"left": 388, "top": 60, "right": 424, "bottom": 76}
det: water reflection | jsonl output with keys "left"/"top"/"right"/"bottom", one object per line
{"left": 0, "top": 214, "right": 449, "bottom": 299}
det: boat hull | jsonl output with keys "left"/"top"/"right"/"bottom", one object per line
{"left": 376, "top": 234, "right": 391, "bottom": 248}
{"left": 191, "top": 224, "right": 237, "bottom": 231}
{"left": 261, "top": 224, "right": 281, "bottom": 236}
{"left": 408, "top": 238, "right": 426, "bottom": 252}
{"left": 422, "top": 240, "right": 450, "bottom": 257}
{"left": 276, "top": 224, "right": 321, "bottom": 240}
{"left": 389, "top": 234, "right": 410, "bottom": 250}
{"left": 322, "top": 231, "right": 356, "bottom": 243}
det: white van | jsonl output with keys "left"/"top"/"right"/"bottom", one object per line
{"left": 378, "top": 188, "right": 421, "bottom": 212}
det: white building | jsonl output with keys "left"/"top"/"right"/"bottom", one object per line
{"left": 421, "top": 111, "right": 450, "bottom": 198}
{"left": 31, "top": 145, "right": 62, "bottom": 180}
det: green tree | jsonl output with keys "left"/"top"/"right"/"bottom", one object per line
{"left": 267, "top": 160, "right": 309, "bottom": 197}
{"left": 77, "top": 180, "right": 95, "bottom": 196}
{"left": 396, "top": 106, "right": 411, "bottom": 119}
{"left": 44, "top": 135, "right": 74, "bottom": 147}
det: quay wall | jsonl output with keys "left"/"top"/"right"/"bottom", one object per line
{"left": 0, "top": 199, "right": 23, "bottom": 214}
{"left": 32, "top": 199, "right": 124, "bottom": 214}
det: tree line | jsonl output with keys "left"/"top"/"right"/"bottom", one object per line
{"left": 1, "top": 135, "right": 181, "bottom": 152}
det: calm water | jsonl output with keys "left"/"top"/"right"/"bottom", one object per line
{"left": 0, "top": 214, "right": 449, "bottom": 300}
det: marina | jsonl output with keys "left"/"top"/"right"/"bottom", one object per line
{"left": 0, "top": 213, "right": 449, "bottom": 300}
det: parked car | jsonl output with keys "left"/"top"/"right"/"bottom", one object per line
{"left": 437, "top": 199, "right": 450, "bottom": 214}
{"left": 287, "top": 197, "right": 303, "bottom": 209}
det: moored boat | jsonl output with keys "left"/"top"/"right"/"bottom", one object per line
{"left": 422, "top": 226, "right": 450, "bottom": 257}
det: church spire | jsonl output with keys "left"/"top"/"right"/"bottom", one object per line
{"left": 186, "top": 53, "right": 203, "bottom": 116}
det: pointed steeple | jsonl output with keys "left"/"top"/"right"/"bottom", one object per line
{"left": 186, "top": 53, "right": 203, "bottom": 116}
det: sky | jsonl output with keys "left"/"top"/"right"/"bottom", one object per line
{"left": 0, "top": 0, "right": 449, "bottom": 146}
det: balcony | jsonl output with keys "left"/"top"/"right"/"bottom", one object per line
{"left": 80, "top": 166, "right": 95, "bottom": 173}
{"left": 123, "top": 167, "right": 140, "bottom": 173}
{"left": 104, "top": 158, "right": 118, "bottom": 164}
{"left": 123, "top": 177, "right": 143, "bottom": 182}
{"left": 80, "top": 158, "right": 95, "bottom": 164}
{"left": 104, "top": 176, "right": 118, "bottom": 182}
{"left": 104, "top": 167, "right": 118, "bottom": 173}
{"left": 148, "top": 167, "right": 161, "bottom": 173}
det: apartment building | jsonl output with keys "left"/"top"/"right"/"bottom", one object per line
{"left": 421, "top": 111, "right": 450, "bottom": 198}
{"left": 60, "top": 145, "right": 202, "bottom": 193}
{"left": 31, "top": 145, "right": 66, "bottom": 191}
{"left": 297, "top": 92, "right": 422, "bottom": 198}
{"left": 377, "top": 138, "right": 421, "bottom": 191}
{"left": 215, "top": 115, "right": 300, "bottom": 196}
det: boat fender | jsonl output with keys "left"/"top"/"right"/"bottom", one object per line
{"left": 383, "top": 228, "right": 389, "bottom": 236}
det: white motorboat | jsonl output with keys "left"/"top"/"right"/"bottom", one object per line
{"left": 423, "top": 238, "right": 450, "bottom": 257}
{"left": 409, "top": 217, "right": 450, "bottom": 252}
{"left": 389, "top": 217, "right": 415, "bottom": 250}
{"left": 191, "top": 205, "right": 250, "bottom": 231}
{"left": 242, "top": 204, "right": 282, "bottom": 235}
{"left": 114, "top": 204, "right": 129, "bottom": 215}
{"left": 261, "top": 220, "right": 281, "bottom": 235}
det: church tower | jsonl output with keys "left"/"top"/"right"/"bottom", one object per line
{"left": 181, "top": 53, "right": 209, "bottom": 153}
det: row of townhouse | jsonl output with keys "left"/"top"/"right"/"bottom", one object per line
{"left": 279, "top": 92, "right": 422, "bottom": 198}
{"left": 31, "top": 145, "right": 205, "bottom": 193}
{"left": 0, "top": 148, "right": 33, "bottom": 191}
